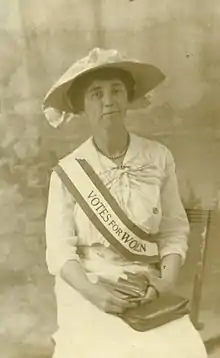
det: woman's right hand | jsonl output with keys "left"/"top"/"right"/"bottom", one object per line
{"left": 60, "top": 260, "right": 137, "bottom": 314}
{"left": 85, "top": 283, "right": 137, "bottom": 314}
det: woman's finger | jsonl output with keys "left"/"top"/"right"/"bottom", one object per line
{"left": 109, "top": 294, "right": 137, "bottom": 309}
{"left": 105, "top": 297, "right": 129, "bottom": 313}
{"left": 106, "top": 304, "right": 128, "bottom": 314}
{"left": 141, "top": 286, "right": 158, "bottom": 303}
{"left": 113, "top": 296, "right": 135, "bottom": 308}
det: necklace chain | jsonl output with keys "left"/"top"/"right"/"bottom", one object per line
{"left": 93, "top": 135, "right": 130, "bottom": 160}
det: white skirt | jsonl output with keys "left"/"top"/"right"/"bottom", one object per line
{"left": 52, "top": 281, "right": 207, "bottom": 358}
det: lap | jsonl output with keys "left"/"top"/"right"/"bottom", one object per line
{"left": 53, "top": 314, "right": 207, "bottom": 358}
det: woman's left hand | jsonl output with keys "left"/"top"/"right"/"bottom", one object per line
{"left": 142, "top": 277, "right": 175, "bottom": 303}
{"left": 141, "top": 254, "right": 182, "bottom": 303}
{"left": 129, "top": 277, "right": 175, "bottom": 304}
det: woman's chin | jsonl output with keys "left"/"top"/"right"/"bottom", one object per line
{"left": 101, "top": 122, "right": 124, "bottom": 135}
{"left": 100, "top": 114, "right": 124, "bottom": 129}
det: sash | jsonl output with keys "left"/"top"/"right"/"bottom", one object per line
{"left": 53, "top": 158, "right": 159, "bottom": 264}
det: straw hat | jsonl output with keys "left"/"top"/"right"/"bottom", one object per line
{"left": 43, "top": 47, "right": 165, "bottom": 126}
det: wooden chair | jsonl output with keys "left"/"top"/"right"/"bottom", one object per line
{"left": 186, "top": 208, "right": 220, "bottom": 354}
{"left": 185, "top": 208, "right": 212, "bottom": 329}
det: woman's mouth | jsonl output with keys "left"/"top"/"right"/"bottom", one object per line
{"left": 103, "top": 111, "right": 119, "bottom": 116}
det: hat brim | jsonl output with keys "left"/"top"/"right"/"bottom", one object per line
{"left": 43, "top": 61, "right": 165, "bottom": 113}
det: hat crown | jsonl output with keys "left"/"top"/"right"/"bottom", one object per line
{"left": 74, "top": 47, "right": 129, "bottom": 72}
{"left": 87, "top": 47, "right": 124, "bottom": 64}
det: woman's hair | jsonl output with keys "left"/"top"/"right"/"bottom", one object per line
{"left": 66, "top": 67, "right": 135, "bottom": 113}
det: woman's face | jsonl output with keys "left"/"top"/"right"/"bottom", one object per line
{"left": 84, "top": 78, "right": 129, "bottom": 133}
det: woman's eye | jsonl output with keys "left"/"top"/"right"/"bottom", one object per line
{"left": 91, "top": 91, "right": 102, "bottom": 99}
{"left": 112, "top": 88, "right": 120, "bottom": 95}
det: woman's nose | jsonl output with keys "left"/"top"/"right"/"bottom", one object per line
{"left": 102, "top": 90, "right": 114, "bottom": 107}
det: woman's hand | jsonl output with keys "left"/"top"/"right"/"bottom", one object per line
{"left": 140, "top": 254, "right": 182, "bottom": 303}
{"left": 61, "top": 260, "right": 137, "bottom": 314}
{"left": 86, "top": 283, "right": 138, "bottom": 314}
{"left": 142, "top": 254, "right": 182, "bottom": 303}
{"left": 128, "top": 277, "right": 175, "bottom": 305}
{"left": 143, "top": 278, "right": 174, "bottom": 302}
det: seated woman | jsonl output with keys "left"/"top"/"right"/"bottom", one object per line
{"left": 43, "top": 48, "right": 207, "bottom": 358}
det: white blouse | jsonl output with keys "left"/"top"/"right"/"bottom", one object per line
{"left": 45, "top": 133, "right": 189, "bottom": 280}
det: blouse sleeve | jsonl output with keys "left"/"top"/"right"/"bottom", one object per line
{"left": 45, "top": 170, "right": 80, "bottom": 276}
{"left": 157, "top": 149, "right": 189, "bottom": 264}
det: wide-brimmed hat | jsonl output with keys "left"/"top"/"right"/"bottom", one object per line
{"left": 43, "top": 48, "right": 165, "bottom": 123}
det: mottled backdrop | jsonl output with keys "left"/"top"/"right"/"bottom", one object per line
{"left": 0, "top": 1, "right": 220, "bottom": 357}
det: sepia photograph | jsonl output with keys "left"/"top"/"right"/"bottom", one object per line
{"left": 1, "top": 1, "right": 220, "bottom": 357}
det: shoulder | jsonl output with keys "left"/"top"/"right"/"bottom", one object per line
{"left": 131, "top": 133, "right": 174, "bottom": 165}
{"left": 58, "top": 137, "right": 92, "bottom": 170}
{"left": 50, "top": 138, "right": 92, "bottom": 196}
